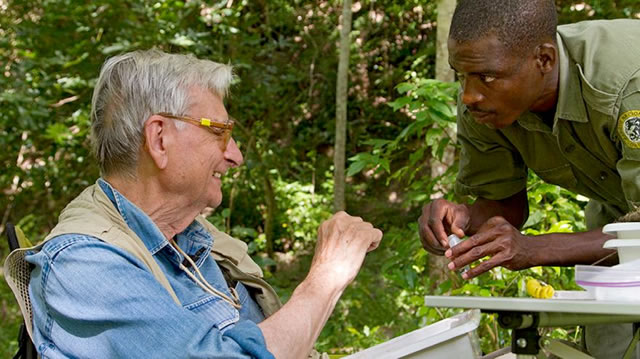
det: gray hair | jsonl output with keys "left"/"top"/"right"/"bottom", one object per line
{"left": 90, "top": 49, "right": 234, "bottom": 177}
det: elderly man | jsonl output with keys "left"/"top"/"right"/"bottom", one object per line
{"left": 418, "top": 0, "right": 640, "bottom": 357}
{"left": 16, "top": 49, "right": 382, "bottom": 358}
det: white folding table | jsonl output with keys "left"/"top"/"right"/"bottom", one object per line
{"left": 425, "top": 296, "right": 640, "bottom": 358}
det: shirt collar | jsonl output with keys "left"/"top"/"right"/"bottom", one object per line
{"left": 97, "top": 178, "right": 213, "bottom": 255}
{"left": 512, "top": 33, "right": 589, "bottom": 134}
{"left": 554, "top": 32, "right": 588, "bottom": 124}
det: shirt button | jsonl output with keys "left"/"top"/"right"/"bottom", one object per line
{"left": 565, "top": 144, "right": 575, "bottom": 153}
{"left": 599, "top": 171, "right": 608, "bottom": 180}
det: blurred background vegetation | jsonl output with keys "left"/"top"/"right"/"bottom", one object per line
{"left": 1, "top": 0, "right": 639, "bottom": 356}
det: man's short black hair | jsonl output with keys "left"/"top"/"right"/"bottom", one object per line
{"left": 449, "top": 0, "right": 558, "bottom": 55}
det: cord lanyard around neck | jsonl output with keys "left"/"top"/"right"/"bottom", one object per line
{"left": 169, "top": 238, "right": 242, "bottom": 309}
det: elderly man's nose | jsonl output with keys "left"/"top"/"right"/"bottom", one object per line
{"left": 224, "top": 138, "right": 244, "bottom": 167}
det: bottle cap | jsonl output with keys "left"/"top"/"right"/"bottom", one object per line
{"left": 448, "top": 234, "right": 462, "bottom": 247}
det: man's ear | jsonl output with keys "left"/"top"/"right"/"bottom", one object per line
{"left": 144, "top": 115, "right": 171, "bottom": 170}
{"left": 535, "top": 42, "right": 557, "bottom": 74}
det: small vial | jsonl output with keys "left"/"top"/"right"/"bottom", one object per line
{"left": 447, "top": 234, "right": 463, "bottom": 247}
{"left": 447, "top": 234, "right": 470, "bottom": 274}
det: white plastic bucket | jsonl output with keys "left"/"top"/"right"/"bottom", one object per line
{"left": 344, "top": 309, "right": 481, "bottom": 359}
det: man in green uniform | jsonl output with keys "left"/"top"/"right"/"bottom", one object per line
{"left": 417, "top": 0, "right": 640, "bottom": 357}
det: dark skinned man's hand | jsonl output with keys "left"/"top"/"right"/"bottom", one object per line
{"left": 445, "top": 216, "right": 532, "bottom": 279}
{"left": 418, "top": 198, "right": 471, "bottom": 256}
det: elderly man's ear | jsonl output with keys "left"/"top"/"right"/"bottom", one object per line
{"left": 143, "top": 115, "right": 172, "bottom": 170}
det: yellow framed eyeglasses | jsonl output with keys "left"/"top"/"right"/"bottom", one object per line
{"left": 157, "top": 112, "right": 234, "bottom": 150}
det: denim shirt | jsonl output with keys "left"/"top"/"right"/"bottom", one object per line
{"left": 25, "top": 179, "right": 274, "bottom": 358}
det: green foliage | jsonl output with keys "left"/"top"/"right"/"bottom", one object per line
{"left": 348, "top": 76, "right": 459, "bottom": 211}
{"left": 274, "top": 176, "right": 333, "bottom": 251}
{"left": 349, "top": 78, "right": 458, "bottom": 174}
{"left": 524, "top": 173, "right": 589, "bottom": 235}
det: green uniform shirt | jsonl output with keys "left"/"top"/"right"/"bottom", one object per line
{"left": 455, "top": 19, "right": 640, "bottom": 226}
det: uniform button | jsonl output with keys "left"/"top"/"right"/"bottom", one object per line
{"left": 599, "top": 171, "right": 608, "bottom": 181}
{"left": 565, "top": 144, "right": 575, "bottom": 153}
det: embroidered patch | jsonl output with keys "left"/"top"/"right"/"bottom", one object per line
{"left": 618, "top": 110, "right": 640, "bottom": 148}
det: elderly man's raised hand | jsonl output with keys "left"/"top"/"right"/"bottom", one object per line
{"left": 418, "top": 198, "right": 470, "bottom": 255}
{"left": 308, "top": 211, "right": 382, "bottom": 291}
{"left": 258, "top": 212, "right": 381, "bottom": 358}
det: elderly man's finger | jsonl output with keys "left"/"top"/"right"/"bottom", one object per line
{"left": 345, "top": 221, "right": 376, "bottom": 240}
{"left": 367, "top": 228, "right": 383, "bottom": 252}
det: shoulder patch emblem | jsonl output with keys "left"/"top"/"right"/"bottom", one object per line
{"left": 618, "top": 110, "right": 640, "bottom": 148}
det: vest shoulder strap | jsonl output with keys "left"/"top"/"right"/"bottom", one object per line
{"left": 45, "top": 184, "right": 181, "bottom": 305}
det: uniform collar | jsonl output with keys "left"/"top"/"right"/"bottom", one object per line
{"left": 554, "top": 32, "right": 588, "bottom": 124}
{"left": 515, "top": 33, "right": 588, "bottom": 134}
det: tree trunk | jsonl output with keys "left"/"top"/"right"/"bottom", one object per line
{"left": 333, "top": 0, "right": 352, "bottom": 213}
{"left": 263, "top": 176, "right": 276, "bottom": 258}
{"left": 429, "top": 0, "right": 458, "bottom": 288}
{"left": 435, "top": 0, "right": 456, "bottom": 82}
{"left": 432, "top": 0, "right": 457, "bottom": 190}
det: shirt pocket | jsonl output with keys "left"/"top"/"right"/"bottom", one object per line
{"left": 532, "top": 163, "right": 578, "bottom": 189}
{"left": 577, "top": 64, "right": 618, "bottom": 116}
{"left": 184, "top": 295, "right": 239, "bottom": 332}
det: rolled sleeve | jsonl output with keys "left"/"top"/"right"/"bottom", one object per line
{"left": 26, "top": 234, "right": 275, "bottom": 359}
{"left": 455, "top": 110, "right": 528, "bottom": 200}
{"left": 225, "top": 321, "right": 274, "bottom": 358}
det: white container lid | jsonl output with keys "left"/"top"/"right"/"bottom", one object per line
{"left": 603, "top": 239, "right": 640, "bottom": 248}
{"left": 575, "top": 265, "right": 640, "bottom": 286}
{"left": 603, "top": 239, "right": 640, "bottom": 263}
{"left": 602, "top": 222, "right": 640, "bottom": 238}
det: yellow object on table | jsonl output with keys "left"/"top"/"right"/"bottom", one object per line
{"left": 526, "top": 278, "right": 555, "bottom": 299}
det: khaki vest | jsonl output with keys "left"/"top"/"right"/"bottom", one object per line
{"left": 3, "top": 183, "right": 282, "bottom": 343}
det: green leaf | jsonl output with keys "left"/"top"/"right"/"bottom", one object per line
{"left": 102, "top": 41, "right": 133, "bottom": 55}
{"left": 430, "top": 101, "right": 454, "bottom": 118}
{"left": 170, "top": 35, "right": 196, "bottom": 47}
{"left": 347, "top": 161, "right": 367, "bottom": 177}
{"left": 425, "top": 127, "right": 443, "bottom": 146}
{"left": 396, "top": 82, "right": 414, "bottom": 94}
{"left": 362, "top": 138, "right": 392, "bottom": 149}
{"left": 434, "top": 137, "right": 451, "bottom": 160}
{"left": 44, "top": 123, "right": 72, "bottom": 144}
{"left": 379, "top": 158, "right": 390, "bottom": 173}
{"left": 414, "top": 110, "right": 430, "bottom": 123}
{"left": 388, "top": 96, "right": 412, "bottom": 111}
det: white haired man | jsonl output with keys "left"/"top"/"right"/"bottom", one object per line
{"left": 13, "top": 49, "right": 382, "bottom": 358}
